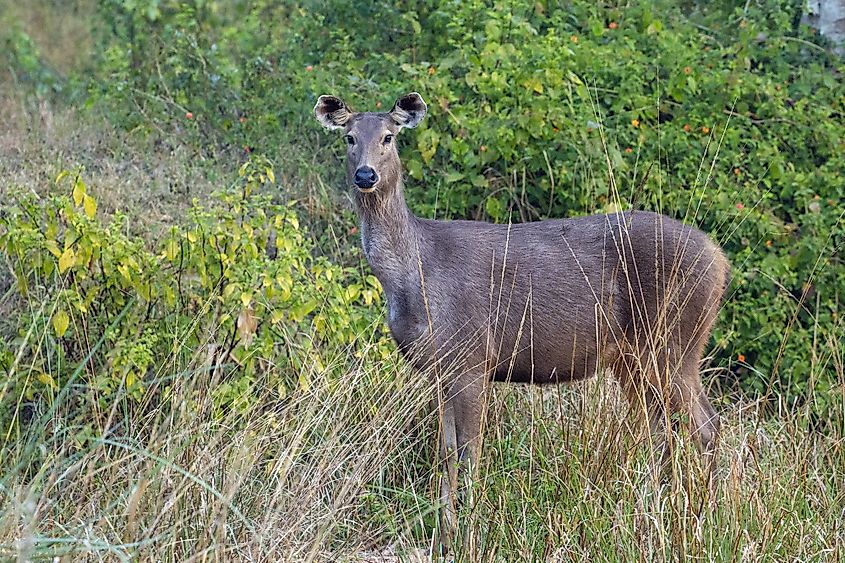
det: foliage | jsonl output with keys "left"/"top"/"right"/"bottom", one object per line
{"left": 0, "top": 158, "right": 393, "bottom": 418}
{"left": 1, "top": 0, "right": 843, "bottom": 407}
{"left": 1, "top": 25, "right": 63, "bottom": 98}
{"left": 81, "top": 0, "right": 844, "bottom": 409}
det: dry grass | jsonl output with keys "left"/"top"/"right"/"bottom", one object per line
{"left": 0, "top": 0, "right": 95, "bottom": 76}
{"left": 0, "top": 88, "right": 228, "bottom": 240}
{"left": 0, "top": 332, "right": 438, "bottom": 561}
{"left": 0, "top": 324, "right": 842, "bottom": 561}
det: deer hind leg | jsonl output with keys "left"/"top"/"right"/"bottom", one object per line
{"left": 629, "top": 347, "right": 721, "bottom": 484}
{"left": 673, "top": 355, "right": 720, "bottom": 484}
{"left": 453, "top": 373, "right": 484, "bottom": 484}
{"left": 613, "top": 350, "right": 674, "bottom": 480}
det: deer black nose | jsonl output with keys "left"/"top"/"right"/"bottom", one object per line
{"left": 354, "top": 166, "right": 378, "bottom": 189}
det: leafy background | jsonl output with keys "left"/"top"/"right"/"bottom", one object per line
{"left": 60, "top": 0, "right": 841, "bottom": 408}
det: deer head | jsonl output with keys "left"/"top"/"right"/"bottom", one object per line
{"left": 314, "top": 92, "right": 427, "bottom": 196}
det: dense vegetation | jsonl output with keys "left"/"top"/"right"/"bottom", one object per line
{"left": 40, "top": 0, "right": 844, "bottom": 405}
{"left": 0, "top": 0, "right": 843, "bottom": 560}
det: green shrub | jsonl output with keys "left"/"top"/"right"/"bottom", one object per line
{"left": 0, "top": 157, "right": 394, "bottom": 418}
{"left": 1, "top": 26, "right": 63, "bottom": 98}
{"left": 80, "top": 0, "right": 845, "bottom": 409}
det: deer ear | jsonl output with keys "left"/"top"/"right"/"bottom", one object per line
{"left": 389, "top": 92, "right": 427, "bottom": 129}
{"left": 314, "top": 95, "right": 353, "bottom": 130}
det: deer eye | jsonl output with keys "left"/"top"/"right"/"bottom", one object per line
{"left": 383, "top": 134, "right": 394, "bottom": 145}
{"left": 345, "top": 135, "right": 355, "bottom": 146}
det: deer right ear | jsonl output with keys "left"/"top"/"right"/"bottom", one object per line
{"left": 314, "top": 95, "right": 353, "bottom": 130}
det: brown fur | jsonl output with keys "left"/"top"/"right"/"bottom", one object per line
{"left": 315, "top": 92, "right": 729, "bottom": 550}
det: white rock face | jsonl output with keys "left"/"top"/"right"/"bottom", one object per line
{"left": 804, "top": 0, "right": 845, "bottom": 54}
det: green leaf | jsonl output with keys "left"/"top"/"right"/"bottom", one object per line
{"left": 485, "top": 197, "right": 504, "bottom": 221}
{"left": 406, "top": 159, "right": 423, "bottom": 180}
{"left": 290, "top": 300, "right": 317, "bottom": 322}
{"left": 471, "top": 174, "right": 488, "bottom": 188}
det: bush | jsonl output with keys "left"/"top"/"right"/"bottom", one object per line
{"left": 0, "top": 157, "right": 394, "bottom": 419}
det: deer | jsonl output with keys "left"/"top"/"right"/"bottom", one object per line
{"left": 314, "top": 92, "right": 729, "bottom": 551}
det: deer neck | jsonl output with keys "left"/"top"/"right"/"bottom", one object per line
{"left": 355, "top": 180, "right": 419, "bottom": 293}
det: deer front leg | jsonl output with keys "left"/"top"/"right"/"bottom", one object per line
{"left": 453, "top": 373, "right": 484, "bottom": 489}
{"left": 436, "top": 372, "right": 485, "bottom": 554}
{"left": 453, "top": 373, "right": 484, "bottom": 556}
{"left": 437, "top": 399, "right": 459, "bottom": 552}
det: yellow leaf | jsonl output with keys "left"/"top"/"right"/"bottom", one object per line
{"left": 164, "top": 285, "right": 176, "bottom": 307}
{"left": 345, "top": 285, "right": 360, "bottom": 303}
{"left": 522, "top": 77, "right": 543, "bottom": 93}
{"left": 37, "top": 372, "right": 58, "bottom": 389}
{"left": 44, "top": 240, "right": 61, "bottom": 258}
{"left": 277, "top": 276, "right": 292, "bottom": 302}
{"left": 270, "top": 309, "right": 285, "bottom": 323}
{"left": 298, "top": 371, "right": 310, "bottom": 392}
{"left": 240, "top": 291, "right": 253, "bottom": 307}
{"left": 266, "top": 167, "right": 275, "bottom": 184}
{"left": 72, "top": 178, "right": 86, "bottom": 206}
{"left": 223, "top": 283, "right": 239, "bottom": 300}
{"left": 58, "top": 248, "right": 75, "bottom": 273}
{"left": 164, "top": 238, "right": 178, "bottom": 261}
{"left": 55, "top": 170, "right": 69, "bottom": 185}
{"left": 83, "top": 194, "right": 97, "bottom": 218}
{"left": 52, "top": 309, "right": 70, "bottom": 337}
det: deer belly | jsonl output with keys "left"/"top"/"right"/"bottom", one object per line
{"left": 486, "top": 318, "right": 605, "bottom": 384}
{"left": 490, "top": 345, "right": 599, "bottom": 384}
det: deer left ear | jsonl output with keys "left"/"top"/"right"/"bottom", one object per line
{"left": 389, "top": 92, "right": 427, "bottom": 129}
